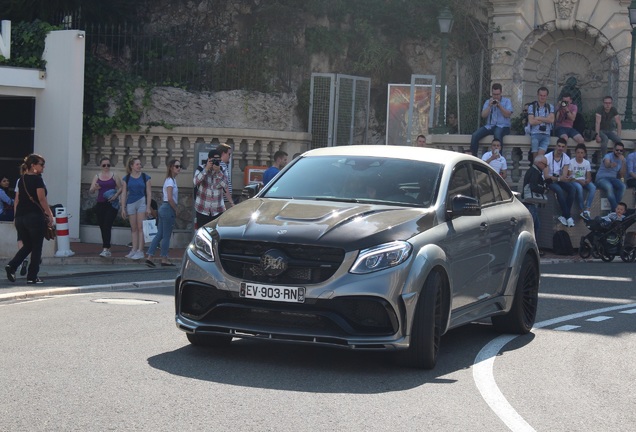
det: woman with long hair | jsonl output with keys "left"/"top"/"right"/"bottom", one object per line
{"left": 89, "top": 156, "right": 122, "bottom": 257}
{"left": 146, "top": 159, "right": 181, "bottom": 267}
{"left": 120, "top": 157, "right": 152, "bottom": 260}
{"left": 5, "top": 154, "right": 54, "bottom": 284}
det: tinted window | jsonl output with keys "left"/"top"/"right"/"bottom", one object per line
{"left": 263, "top": 156, "right": 443, "bottom": 207}
{"left": 493, "top": 173, "right": 513, "bottom": 201}
{"left": 447, "top": 164, "right": 474, "bottom": 199}
{"left": 474, "top": 165, "right": 495, "bottom": 205}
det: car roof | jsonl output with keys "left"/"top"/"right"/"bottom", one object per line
{"left": 302, "top": 145, "right": 473, "bottom": 165}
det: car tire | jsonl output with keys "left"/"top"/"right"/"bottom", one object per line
{"left": 491, "top": 255, "right": 539, "bottom": 334}
{"left": 187, "top": 332, "right": 233, "bottom": 347}
{"left": 397, "top": 271, "right": 444, "bottom": 369}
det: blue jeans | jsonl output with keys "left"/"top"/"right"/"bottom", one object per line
{"left": 147, "top": 203, "right": 176, "bottom": 258}
{"left": 598, "top": 130, "right": 622, "bottom": 156}
{"left": 548, "top": 181, "right": 575, "bottom": 218}
{"left": 470, "top": 126, "right": 510, "bottom": 156}
{"left": 571, "top": 181, "right": 596, "bottom": 212}
{"left": 595, "top": 177, "right": 626, "bottom": 211}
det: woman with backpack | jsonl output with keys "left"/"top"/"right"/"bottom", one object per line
{"left": 120, "top": 157, "right": 152, "bottom": 260}
{"left": 145, "top": 159, "right": 181, "bottom": 267}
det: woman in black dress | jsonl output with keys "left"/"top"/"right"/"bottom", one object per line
{"left": 5, "top": 154, "right": 55, "bottom": 284}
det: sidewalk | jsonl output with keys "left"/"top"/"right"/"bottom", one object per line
{"left": 1, "top": 241, "right": 582, "bottom": 303}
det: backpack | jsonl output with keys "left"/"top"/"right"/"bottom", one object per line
{"left": 553, "top": 230, "right": 574, "bottom": 255}
{"left": 124, "top": 172, "right": 149, "bottom": 197}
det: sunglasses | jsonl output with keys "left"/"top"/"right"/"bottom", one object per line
{"left": 615, "top": 149, "right": 624, "bottom": 153}
{"left": 101, "top": 164, "right": 111, "bottom": 167}
{"left": 174, "top": 165, "right": 182, "bottom": 168}
{"left": 38, "top": 162, "right": 45, "bottom": 166}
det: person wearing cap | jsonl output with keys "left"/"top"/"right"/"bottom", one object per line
{"left": 193, "top": 148, "right": 228, "bottom": 228}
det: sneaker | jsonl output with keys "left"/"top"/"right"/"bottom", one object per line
{"left": 580, "top": 210, "right": 591, "bottom": 220}
{"left": 557, "top": 216, "right": 568, "bottom": 226}
{"left": 20, "top": 260, "right": 28, "bottom": 276}
{"left": 567, "top": 217, "right": 575, "bottom": 227}
{"left": 26, "top": 278, "right": 44, "bottom": 284}
{"left": 5, "top": 265, "right": 16, "bottom": 283}
{"left": 125, "top": 250, "right": 136, "bottom": 259}
{"left": 99, "top": 249, "right": 112, "bottom": 258}
{"left": 131, "top": 250, "right": 145, "bottom": 260}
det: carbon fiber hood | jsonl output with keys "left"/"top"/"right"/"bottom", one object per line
{"left": 212, "top": 198, "right": 437, "bottom": 251}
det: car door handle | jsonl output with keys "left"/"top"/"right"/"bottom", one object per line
{"left": 510, "top": 217, "right": 518, "bottom": 226}
{"left": 480, "top": 222, "right": 488, "bottom": 231}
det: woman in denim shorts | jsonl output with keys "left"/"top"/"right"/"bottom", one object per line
{"left": 120, "top": 157, "right": 152, "bottom": 260}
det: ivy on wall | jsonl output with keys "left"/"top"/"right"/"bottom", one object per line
{"left": 0, "top": 20, "right": 59, "bottom": 69}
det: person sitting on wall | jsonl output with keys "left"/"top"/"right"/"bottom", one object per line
{"left": 595, "top": 141, "right": 627, "bottom": 212}
{"left": 447, "top": 113, "right": 458, "bottom": 134}
{"left": 544, "top": 137, "right": 576, "bottom": 227}
{"left": 554, "top": 92, "right": 585, "bottom": 146}
{"left": 481, "top": 139, "right": 507, "bottom": 178}
{"left": 528, "top": 86, "right": 555, "bottom": 158}
{"left": 595, "top": 96, "right": 622, "bottom": 157}
{"left": 626, "top": 148, "right": 636, "bottom": 190}
{"left": 469, "top": 83, "right": 513, "bottom": 157}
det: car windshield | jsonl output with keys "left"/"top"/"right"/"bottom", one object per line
{"left": 263, "top": 155, "right": 443, "bottom": 207}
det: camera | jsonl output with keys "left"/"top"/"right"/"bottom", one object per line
{"left": 491, "top": 99, "right": 498, "bottom": 106}
{"left": 539, "top": 124, "right": 547, "bottom": 132}
{"left": 560, "top": 101, "right": 569, "bottom": 107}
{"left": 212, "top": 159, "right": 220, "bottom": 166}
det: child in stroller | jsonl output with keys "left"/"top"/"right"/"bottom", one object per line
{"left": 579, "top": 202, "right": 636, "bottom": 262}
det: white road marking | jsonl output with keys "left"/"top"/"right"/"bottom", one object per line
{"left": 539, "top": 293, "right": 633, "bottom": 304}
{"left": 620, "top": 309, "right": 636, "bottom": 314}
{"left": 586, "top": 316, "right": 612, "bottom": 322}
{"left": 554, "top": 325, "right": 580, "bottom": 331}
{"left": 473, "top": 302, "right": 636, "bottom": 432}
{"left": 542, "top": 273, "right": 632, "bottom": 282}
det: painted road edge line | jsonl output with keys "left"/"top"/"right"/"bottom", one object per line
{"left": 473, "top": 302, "right": 636, "bottom": 432}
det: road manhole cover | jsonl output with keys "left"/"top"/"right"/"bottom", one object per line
{"left": 92, "top": 298, "right": 158, "bottom": 305}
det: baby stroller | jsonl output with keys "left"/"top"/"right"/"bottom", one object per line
{"left": 579, "top": 212, "right": 636, "bottom": 262}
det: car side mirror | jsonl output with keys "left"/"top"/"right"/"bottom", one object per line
{"left": 446, "top": 194, "right": 481, "bottom": 219}
{"left": 242, "top": 183, "right": 261, "bottom": 199}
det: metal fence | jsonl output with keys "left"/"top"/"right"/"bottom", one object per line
{"left": 80, "top": 22, "right": 296, "bottom": 93}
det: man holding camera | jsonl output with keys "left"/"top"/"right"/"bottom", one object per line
{"left": 193, "top": 148, "right": 228, "bottom": 228}
{"left": 595, "top": 96, "right": 622, "bottom": 156}
{"left": 544, "top": 138, "right": 576, "bottom": 227}
{"left": 528, "top": 87, "right": 555, "bottom": 157}
{"left": 481, "top": 138, "right": 507, "bottom": 178}
{"left": 555, "top": 92, "right": 585, "bottom": 145}
{"left": 469, "top": 83, "right": 513, "bottom": 157}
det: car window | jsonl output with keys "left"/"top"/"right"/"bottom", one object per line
{"left": 493, "top": 172, "right": 513, "bottom": 201}
{"left": 447, "top": 164, "right": 474, "bottom": 199}
{"left": 474, "top": 165, "right": 496, "bottom": 205}
{"left": 263, "top": 156, "right": 443, "bottom": 207}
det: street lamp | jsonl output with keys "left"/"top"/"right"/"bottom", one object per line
{"left": 623, "top": 0, "right": 636, "bottom": 129}
{"left": 437, "top": 6, "right": 454, "bottom": 130}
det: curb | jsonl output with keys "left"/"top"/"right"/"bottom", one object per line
{"left": 0, "top": 279, "right": 174, "bottom": 303}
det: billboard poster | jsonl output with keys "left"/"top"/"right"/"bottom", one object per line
{"left": 385, "top": 84, "right": 442, "bottom": 146}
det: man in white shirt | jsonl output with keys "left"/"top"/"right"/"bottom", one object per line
{"left": 544, "top": 137, "right": 576, "bottom": 227}
{"left": 481, "top": 139, "right": 507, "bottom": 178}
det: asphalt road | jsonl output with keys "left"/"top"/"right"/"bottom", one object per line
{"left": 0, "top": 261, "right": 634, "bottom": 431}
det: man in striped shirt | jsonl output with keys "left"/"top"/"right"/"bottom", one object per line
{"left": 193, "top": 148, "right": 227, "bottom": 228}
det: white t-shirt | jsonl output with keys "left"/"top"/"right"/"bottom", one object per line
{"left": 481, "top": 151, "right": 507, "bottom": 174}
{"left": 162, "top": 177, "right": 178, "bottom": 203}
{"left": 545, "top": 151, "right": 570, "bottom": 177}
{"left": 569, "top": 158, "right": 591, "bottom": 181}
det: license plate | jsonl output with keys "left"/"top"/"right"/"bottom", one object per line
{"left": 240, "top": 282, "right": 305, "bottom": 303}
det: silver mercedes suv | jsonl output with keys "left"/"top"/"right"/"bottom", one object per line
{"left": 175, "top": 145, "right": 540, "bottom": 369}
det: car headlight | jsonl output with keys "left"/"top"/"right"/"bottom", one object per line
{"left": 191, "top": 227, "right": 215, "bottom": 262}
{"left": 350, "top": 241, "right": 412, "bottom": 274}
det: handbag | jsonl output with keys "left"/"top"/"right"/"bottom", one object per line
{"left": 143, "top": 218, "right": 158, "bottom": 243}
{"left": 21, "top": 175, "right": 57, "bottom": 241}
{"left": 522, "top": 183, "right": 548, "bottom": 205}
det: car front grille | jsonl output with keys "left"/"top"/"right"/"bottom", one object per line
{"left": 218, "top": 240, "right": 345, "bottom": 284}
{"left": 178, "top": 282, "right": 398, "bottom": 336}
